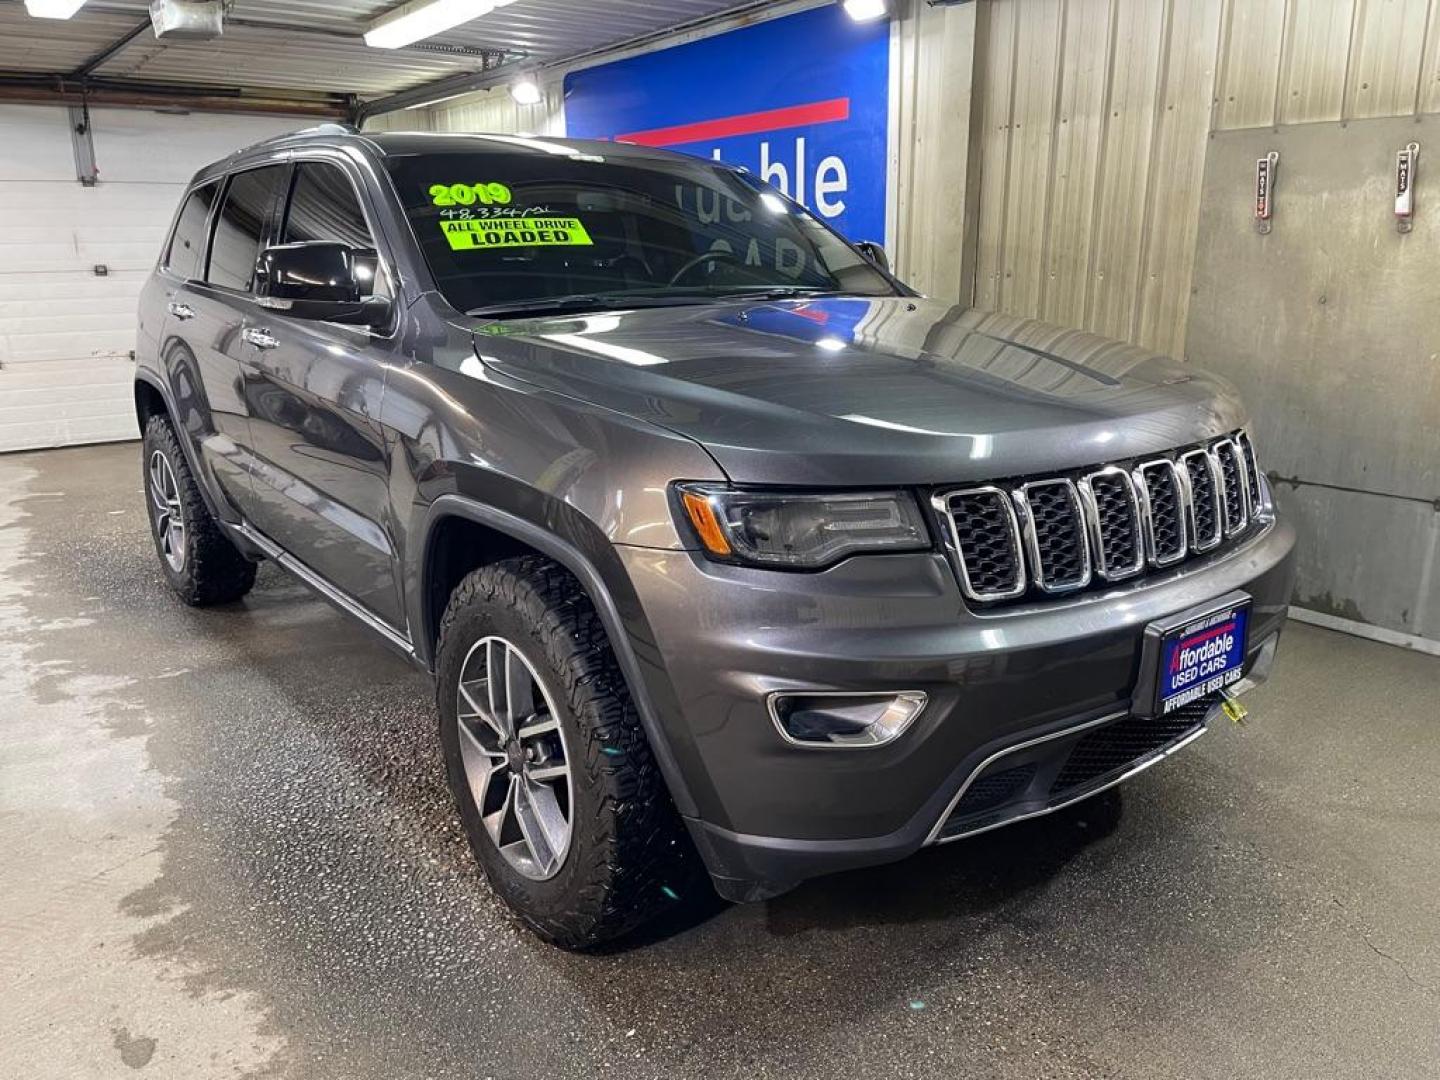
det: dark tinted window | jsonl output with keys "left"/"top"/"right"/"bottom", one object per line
{"left": 282, "top": 162, "right": 385, "bottom": 297}
{"left": 165, "top": 181, "right": 219, "bottom": 280}
{"left": 207, "top": 165, "right": 286, "bottom": 291}
{"left": 383, "top": 151, "right": 895, "bottom": 315}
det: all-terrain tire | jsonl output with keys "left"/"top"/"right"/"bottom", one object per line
{"left": 141, "top": 414, "right": 257, "bottom": 606}
{"left": 436, "top": 556, "right": 700, "bottom": 949}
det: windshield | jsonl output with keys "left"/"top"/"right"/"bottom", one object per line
{"left": 383, "top": 146, "right": 899, "bottom": 315}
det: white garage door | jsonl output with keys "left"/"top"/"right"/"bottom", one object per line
{"left": 0, "top": 105, "right": 312, "bottom": 453}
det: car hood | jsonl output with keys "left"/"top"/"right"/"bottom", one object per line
{"left": 471, "top": 296, "right": 1247, "bottom": 487}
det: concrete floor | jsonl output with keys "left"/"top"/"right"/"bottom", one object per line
{"left": 2, "top": 442, "right": 1437, "bottom": 1080}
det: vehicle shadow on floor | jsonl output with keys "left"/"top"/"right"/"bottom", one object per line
{"left": 607, "top": 789, "right": 1125, "bottom": 950}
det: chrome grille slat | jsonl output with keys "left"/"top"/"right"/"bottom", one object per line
{"left": 1179, "top": 448, "right": 1224, "bottom": 552}
{"left": 936, "top": 429, "right": 1265, "bottom": 605}
{"left": 1079, "top": 467, "right": 1145, "bottom": 580}
{"left": 1019, "top": 479, "right": 1091, "bottom": 593}
{"left": 933, "top": 486, "right": 1026, "bottom": 602}
{"left": 1212, "top": 438, "right": 1249, "bottom": 536}
{"left": 1134, "top": 458, "right": 1188, "bottom": 567}
{"left": 1236, "top": 430, "right": 1263, "bottom": 508}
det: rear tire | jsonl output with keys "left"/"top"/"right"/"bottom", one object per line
{"left": 437, "top": 556, "right": 699, "bottom": 949}
{"left": 142, "top": 414, "right": 257, "bottom": 606}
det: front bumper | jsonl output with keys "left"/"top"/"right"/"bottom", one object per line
{"left": 618, "top": 517, "right": 1297, "bottom": 901}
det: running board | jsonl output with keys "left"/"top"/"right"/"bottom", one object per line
{"left": 233, "top": 521, "right": 415, "bottom": 659}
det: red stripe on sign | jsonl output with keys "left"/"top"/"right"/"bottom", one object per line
{"left": 1170, "top": 620, "right": 1236, "bottom": 672}
{"left": 615, "top": 97, "right": 851, "bottom": 147}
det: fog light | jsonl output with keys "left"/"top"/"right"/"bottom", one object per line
{"left": 769, "top": 691, "right": 926, "bottom": 748}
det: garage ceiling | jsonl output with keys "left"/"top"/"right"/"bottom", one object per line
{"left": 0, "top": 0, "right": 772, "bottom": 113}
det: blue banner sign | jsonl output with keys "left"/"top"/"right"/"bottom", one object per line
{"left": 563, "top": 5, "right": 891, "bottom": 242}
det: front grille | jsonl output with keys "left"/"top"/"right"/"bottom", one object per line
{"left": 1236, "top": 431, "right": 1262, "bottom": 507}
{"left": 1181, "top": 449, "right": 1223, "bottom": 550}
{"left": 1213, "top": 440, "right": 1248, "bottom": 535}
{"left": 937, "top": 430, "right": 1266, "bottom": 605}
{"left": 1022, "top": 480, "right": 1090, "bottom": 590}
{"left": 1084, "top": 469, "right": 1143, "bottom": 579}
{"left": 1137, "top": 460, "right": 1187, "bottom": 565}
{"left": 940, "top": 487, "right": 1024, "bottom": 600}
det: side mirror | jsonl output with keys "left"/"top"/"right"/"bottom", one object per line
{"left": 855, "top": 240, "right": 890, "bottom": 274}
{"left": 254, "top": 242, "right": 392, "bottom": 328}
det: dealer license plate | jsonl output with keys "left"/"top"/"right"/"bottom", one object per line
{"left": 1155, "top": 601, "right": 1250, "bottom": 715}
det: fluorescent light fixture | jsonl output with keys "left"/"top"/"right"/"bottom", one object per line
{"left": 841, "top": 0, "right": 887, "bottom": 21}
{"left": 365, "top": 0, "right": 516, "bottom": 50}
{"left": 509, "top": 78, "right": 543, "bottom": 106}
{"left": 25, "top": 0, "right": 88, "bottom": 17}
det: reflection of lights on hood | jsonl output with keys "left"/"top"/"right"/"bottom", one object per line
{"left": 815, "top": 336, "right": 846, "bottom": 352}
{"left": 760, "top": 193, "right": 787, "bottom": 215}
{"left": 460, "top": 355, "right": 487, "bottom": 378}
{"left": 574, "top": 314, "right": 621, "bottom": 335}
{"left": 840, "top": 414, "right": 994, "bottom": 460}
{"left": 544, "top": 332, "right": 666, "bottom": 367}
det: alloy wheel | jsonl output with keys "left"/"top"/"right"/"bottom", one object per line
{"left": 456, "top": 636, "right": 574, "bottom": 880}
{"left": 148, "top": 450, "right": 186, "bottom": 573}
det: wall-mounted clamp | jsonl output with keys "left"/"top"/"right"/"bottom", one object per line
{"left": 1395, "top": 142, "right": 1419, "bottom": 234}
{"left": 1254, "top": 151, "right": 1279, "bottom": 234}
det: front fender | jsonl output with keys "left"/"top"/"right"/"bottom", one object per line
{"left": 412, "top": 493, "right": 709, "bottom": 820}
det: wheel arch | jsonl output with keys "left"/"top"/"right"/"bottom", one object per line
{"left": 416, "top": 494, "right": 700, "bottom": 819}
{"left": 134, "top": 369, "right": 249, "bottom": 543}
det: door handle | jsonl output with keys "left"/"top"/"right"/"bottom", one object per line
{"left": 167, "top": 301, "right": 196, "bottom": 321}
{"left": 242, "top": 327, "right": 279, "bottom": 351}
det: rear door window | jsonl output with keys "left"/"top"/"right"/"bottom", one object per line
{"left": 165, "top": 181, "right": 219, "bottom": 281}
{"left": 281, "top": 161, "right": 388, "bottom": 298}
{"left": 206, "top": 165, "right": 287, "bottom": 292}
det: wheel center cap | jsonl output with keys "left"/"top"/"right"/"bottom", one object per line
{"left": 505, "top": 742, "right": 526, "bottom": 774}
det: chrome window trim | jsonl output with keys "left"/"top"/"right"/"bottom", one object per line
{"left": 1132, "top": 457, "right": 1189, "bottom": 568}
{"left": 1178, "top": 448, "right": 1224, "bottom": 552}
{"left": 1015, "top": 478, "right": 1092, "bottom": 594}
{"left": 1078, "top": 466, "right": 1146, "bottom": 581}
{"left": 932, "top": 486, "right": 1028, "bottom": 602}
{"left": 1212, "top": 437, "right": 1250, "bottom": 536}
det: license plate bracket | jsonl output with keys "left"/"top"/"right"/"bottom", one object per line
{"left": 1132, "top": 591, "right": 1253, "bottom": 718}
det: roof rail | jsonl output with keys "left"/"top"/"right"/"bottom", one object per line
{"left": 293, "top": 122, "right": 361, "bottom": 137}
{"left": 231, "top": 122, "right": 360, "bottom": 157}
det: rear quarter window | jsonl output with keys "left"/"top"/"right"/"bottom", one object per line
{"left": 164, "top": 181, "right": 219, "bottom": 281}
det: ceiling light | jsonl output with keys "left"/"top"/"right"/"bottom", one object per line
{"left": 365, "top": 0, "right": 516, "bottom": 50}
{"left": 841, "top": 0, "right": 887, "bottom": 21}
{"left": 509, "top": 78, "right": 543, "bottom": 106}
{"left": 25, "top": 0, "right": 88, "bottom": 17}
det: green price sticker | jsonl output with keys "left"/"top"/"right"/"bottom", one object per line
{"left": 440, "top": 217, "right": 594, "bottom": 251}
{"left": 429, "top": 182, "right": 512, "bottom": 207}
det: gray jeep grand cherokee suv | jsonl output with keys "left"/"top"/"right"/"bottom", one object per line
{"left": 135, "top": 126, "right": 1296, "bottom": 947}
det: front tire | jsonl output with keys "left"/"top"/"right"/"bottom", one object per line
{"left": 437, "top": 556, "right": 698, "bottom": 948}
{"left": 142, "top": 414, "right": 257, "bottom": 606}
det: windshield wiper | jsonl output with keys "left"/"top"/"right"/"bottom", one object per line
{"left": 468, "top": 292, "right": 709, "bottom": 319}
{"left": 717, "top": 286, "right": 840, "bottom": 301}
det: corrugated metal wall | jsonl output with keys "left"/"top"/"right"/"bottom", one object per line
{"left": 971, "top": 0, "right": 1440, "bottom": 358}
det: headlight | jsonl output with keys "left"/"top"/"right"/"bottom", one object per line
{"left": 675, "top": 484, "right": 930, "bottom": 569}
